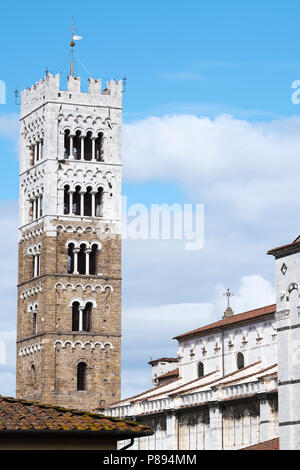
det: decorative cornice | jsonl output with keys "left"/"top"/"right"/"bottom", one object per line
{"left": 55, "top": 282, "right": 113, "bottom": 293}
{"left": 20, "top": 284, "right": 43, "bottom": 300}
{"left": 19, "top": 342, "right": 42, "bottom": 356}
{"left": 53, "top": 339, "right": 113, "bottom": 350}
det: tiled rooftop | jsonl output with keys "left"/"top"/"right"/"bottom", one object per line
{"left": 242, "top": 438, "right": 279, "bottom": 450}
{"left": 0, "top": 396, "right": 153, "bottom": 437}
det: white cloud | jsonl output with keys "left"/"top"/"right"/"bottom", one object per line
{"left": 123, "top": 114, "right": 300, "bottom": 224}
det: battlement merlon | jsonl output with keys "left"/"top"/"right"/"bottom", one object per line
{"left": 20, "top": 73, "right": 123, "bottom": 118}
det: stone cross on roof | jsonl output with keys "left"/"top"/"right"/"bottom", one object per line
{"left": 223, "top": 288, "right": 234, "bottom": 318}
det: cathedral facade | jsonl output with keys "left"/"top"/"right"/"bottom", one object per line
{"left": 16, "top": 72, "right": 122, "bottom": 412}
{"left": 106, "top": 236, "right": 300, "bottom": 450}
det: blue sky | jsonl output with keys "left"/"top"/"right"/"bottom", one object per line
{"left": 1, "top": 0, "right": 300, "bottom": 398}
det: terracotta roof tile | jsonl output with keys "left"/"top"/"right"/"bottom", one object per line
{"left": 173, "top": 304, "right": 276, "bottom": 340}
{"left": 0, "top": 396, "right": 153, "bottom": 437}
{"left": 156, "top": 369, "right": 179, "bottom": 380}
{"left": 242, "top": 438, "right": 279, "bottom": 450}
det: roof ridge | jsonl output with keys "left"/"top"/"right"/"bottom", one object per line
{"left": 173, "top": 304, "right": 276, "bottom": 340}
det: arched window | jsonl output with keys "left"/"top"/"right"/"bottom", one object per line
{"left": 73, "top": 186, "right": 81, "bottom": 215}
{"left": 78, "top": 244, "right": 87, "bottom": 274}
{"left": 72, "top": 301, "right": 80, "bottom": 331}
{"left": 197, "top": 362, "right": 204, "bottom": 378}
{"left": 83, "top": 302, "right": 92, "bottom": 331}
{"left": 64, "top": 185, "right": 70, "bottom": 214}
{"left": 30, "top": 364, "right": 36, "bottom": 384}
{"left": 237, "top": 352, "right": 244, "bottom": 370}
{"left": 89, "top": 244, "right": 98, "bottom": 275}
{"left": 64, "top": 129, "right": 71, "bottom": 158}
{"left": 95, "top": 188, "right": 103, "bottom": 217}
{"left": 84, "top": 186, "right": 92, "bottom": 216}
{"left": 77, "top": 362, "right": 86, "bottom": 391}
{"left": 33, "top": 310, "right": 37, "bottom": 335}
{"left": 68, "top": 242, "right": 75, "bottom": 274}
{"left": 73, "top": 130, "right": 81, "bottom": 159}
{"left": 95, "top": 132, "right": 104, "bottom": 161}
{"left": 39, "top": 195, "right": 43, "bottom": 217}
{"left": 84, "top": 131, "right": 92, "bottom": 161}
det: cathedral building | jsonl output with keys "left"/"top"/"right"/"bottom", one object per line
{"left": 16, "top": 70, "right": 123, "bottom": 412}
{"left": 106, "top": 235, "right": 300, "bottom": 450}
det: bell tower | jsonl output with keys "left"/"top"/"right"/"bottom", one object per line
{"left": 16, "top": 71, "right": 122, "bottom": 412}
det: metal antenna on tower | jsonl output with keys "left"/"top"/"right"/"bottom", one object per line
{"left": 69, "top": 17, "right": 83, "bottom": 77}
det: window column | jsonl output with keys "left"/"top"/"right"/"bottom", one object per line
{"left": 70, "top": 134, "right": 74, "bottom": 159}
{"left": 85, "top": 248, "right": 92, "bottom": 275}
{"left": 69, "top": 190, "right": 74, "bottom": 215}
{"left": 73, "top": 247, "right": 80, "bottom": 274}
{"left": 38, "top": 141, "right": 42, "bottom": 161}
{"left": 92, "top": 137, "right": 96, "bottom": 160}
{"left": 36, "top": 196, "right": 40, "bottom": 219}
{"left": 33, "top": 254, "right": 38, "bottom": 277}
{"left": 80, "top": 190, "right": 85, "bottom": 216}
{"left": 79, "top": 307, "right": 84, "bottom": 331}
{"left": 91, "top": 191, "right": 96, "bottom": 217}
{"left": 81, "top": 136, "right": 84, "bottom": 160}
{"left": 34, "top": 143, "right": 37, "bottom": 165}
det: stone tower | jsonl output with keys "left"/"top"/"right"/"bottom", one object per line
{"left": 268, "top": 236, "right": 300, "bottom": 449}
{"left": 16, "top": 72, "right": 122, "bottom": 412}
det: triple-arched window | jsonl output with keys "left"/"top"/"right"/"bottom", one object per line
{"left": 67, "top": 242, "right": 99, "bottom": 275}
{"left": 64, "top": 130, "right": 104, "bottom": 161}
{"left": 64, "top": 185, "right": 103, "bottom": 217}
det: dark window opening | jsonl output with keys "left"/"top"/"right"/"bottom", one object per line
{"left": 64, "top": 129, "right": 70, "bottom": 159}
{"left": 73, "top": 186, "right": 81, "bottom": 215}
{"left": 198, "top": 362, "right": 204, "bottom": 378}
{"left": 39, "top": 196, "right": 43, "bottom": 217}
{"left": 237, "top": 352, "right": 244, "bottom": 370}
{"left": 64, "top": 185, "right": 70, "bottom": 214}
{"left": 33, "top": 311, "right": 37, "bottom": 335}
{"left": 95, "top": 188, "right": 103, "bottom": 217}
{"left": 73, "top": 130, "right": 81, "bottom": 160}
{"left": 78, "top": 244, "right": 86, "bottom": 274}
{"left": 77, "top": 362, "right": 86, "bottom": 391}
{"left": 84, "top": 131, "right": 92, "bottom": 160}
{"left": 83, "top": 302, "right": 92, "bottom": 331}
{"left": 90, "top": 244, "right": 98, "bottom": 275}
{"left": 95, "top": 132, "right": 104, "bottom": 161}
{"left": 84, "top": 186, "right": 92, "bottom": 216}
{"left": 72, "top": 301, "right": 80, "bottom": 331}
{"left": 68, "top": 243, "right": 75, "bottom": 274}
